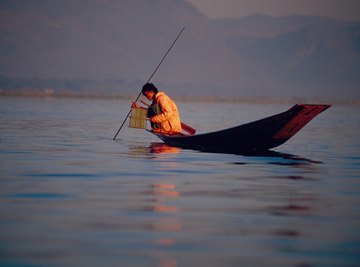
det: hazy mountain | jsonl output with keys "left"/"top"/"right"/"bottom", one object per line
{"left": 0, "top": 0, "right": 359, "bottom": 99}
{"left": 212, "top": 15, "right": 360, "bottom": 98}
{"left": 0, "top": 0, "right": 214, "bottom": 81}
{"left": 212, "top": 14, "right": 337, "bottom": 39}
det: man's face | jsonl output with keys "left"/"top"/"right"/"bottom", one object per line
{"left": 143, "top": 90, "right": 154, "bottom": 101}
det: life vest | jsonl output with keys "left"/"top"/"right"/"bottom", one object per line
{"left": 149, "top": 92, "right": 182, "bottom": 134}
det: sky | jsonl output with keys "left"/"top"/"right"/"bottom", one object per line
{"left": 186, "top": 0, "right": 360, "bottom": 21}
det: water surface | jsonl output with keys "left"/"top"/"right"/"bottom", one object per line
{"left": 0, "top": 97, "right": 359, "bottom": 267}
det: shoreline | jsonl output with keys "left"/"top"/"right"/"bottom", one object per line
{"left": 1, "top": 89, "right": 359, "bottom": 106}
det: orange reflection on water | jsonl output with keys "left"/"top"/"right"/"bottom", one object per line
{"left": 153, "top": 253, "right": 177, "bottom": 267}
{"left": 150, "top": 143, "right": 181, "bottom": 154}
{"left": 152, "top": 183, "right": 181, "bottom": 213}
{"left": 151, "top": 183, "right": 181, "bottom": 267}
{"left": 153, "top": 217, "right": 182, "bottom": 232}
{"left": 159, "top": 259, "right": 177, "bottom": 267}
{"left": 154, "top": 204, "right": 179, "bottom": 213}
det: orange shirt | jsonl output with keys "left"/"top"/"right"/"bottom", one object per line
{"left": 150, "top": 92, "right": 182, "bottom": 134}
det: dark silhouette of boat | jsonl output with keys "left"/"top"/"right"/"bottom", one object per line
{"left": 151, "top": 104, "right": 331, "bottom": 153}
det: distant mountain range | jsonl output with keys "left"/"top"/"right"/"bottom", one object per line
{"left": 0, "top": 0, "right": 359, "bottom": 100}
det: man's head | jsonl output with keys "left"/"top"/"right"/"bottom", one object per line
{"left": 142, "top": 83, "right": 158, "bottom": 100}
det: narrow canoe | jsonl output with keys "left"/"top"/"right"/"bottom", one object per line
{"left": 151, "top": 104, "right": 331, "bottom": 152}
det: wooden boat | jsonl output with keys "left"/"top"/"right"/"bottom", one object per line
{"left": 151, "top": 104, "right": 331, "bottom": 152}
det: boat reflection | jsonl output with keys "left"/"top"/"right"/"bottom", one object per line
{"left": 128, "top": 141, "right": 321, "bottom": 168}
{"left": 150, "top": 142, "right": 322, "bottom": 165}
{"left": 197, "top": 147, "right": 322, "bottom": 163}
{"left": 149, "top": 142, "right": 181, "bottom": 154}
{"left": 127, "top": 143, "right": 181, "bottom": 158}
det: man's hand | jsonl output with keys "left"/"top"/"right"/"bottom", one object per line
{"left": 131, "top": 102, "right": 139, "bottom": 108}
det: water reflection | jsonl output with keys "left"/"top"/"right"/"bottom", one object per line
{"left": 126, "top": 139, "right": 323, "bottom": 170}
{"left": 153, "top": 183, "right": 181, "bottom": 267}
{"left": 126, "top": 143, "right": 180, "bottom": 159}
{"left": 149, "top": 141, "right": 323, "bottom": 165}
{"left": 126, "top": 143, "right": 150, "bottom": 157}
{"left": 151, "top": 183, "right": 181, "bottom": 213}
{"left": 270, "top": 204, "right": 312, "bottom": 216}
{"left": 149, "top": 143, "right": 181, "bottom": 154}
{"left": 143, "top": 183, "right": 181, "bottom": 267}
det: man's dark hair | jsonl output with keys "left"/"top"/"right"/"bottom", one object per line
{"left": 142, "top": 83, "right": 158, "bottom": 94}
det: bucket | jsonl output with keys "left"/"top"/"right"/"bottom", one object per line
{"left": 129, "top": 107, "right": 148, "bottom": 129}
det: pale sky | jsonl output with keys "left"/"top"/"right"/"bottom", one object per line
{"left": 186, "top": 0, "right": 360, "bottom": 21}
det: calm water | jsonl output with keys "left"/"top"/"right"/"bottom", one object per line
{"left": 0, "top": 97, "right": 359, "bottom": 267}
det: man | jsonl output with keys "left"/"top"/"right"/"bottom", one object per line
{"left": 132, "top": 83, "right": 182, "bottom": 134}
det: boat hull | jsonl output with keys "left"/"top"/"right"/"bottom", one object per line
{"left": 152, "top": 104, "right": 331, "bottom": 152}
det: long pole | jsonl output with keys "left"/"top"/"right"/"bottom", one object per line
{"left": 113, "top": 26, "right": 186, "bottom": 140}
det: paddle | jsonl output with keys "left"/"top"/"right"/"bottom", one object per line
{"left": 139, "top": 100, "right": 196, "bottom": 135}
{"left": 181, "top": 122, "right": 196, "bottom": 135}
{"left": 113, "top": 26, "right": 186, "bottom": 140}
